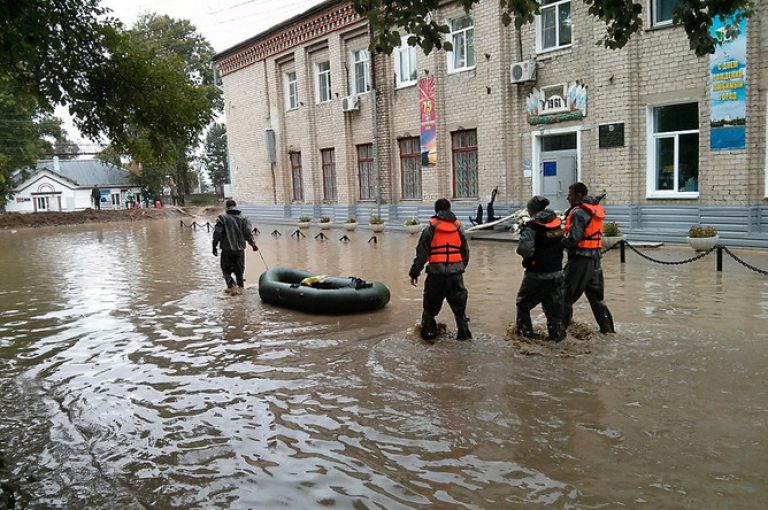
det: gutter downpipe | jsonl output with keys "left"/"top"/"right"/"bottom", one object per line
{"left": 369, "top": 24, "right": 382, "bottom": 218}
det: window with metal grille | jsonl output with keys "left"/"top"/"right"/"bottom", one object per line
{"left": 452, "top": 130, "right": 478, "bottom": 198}
{"left": 321, "top": 148, "right": 337, "bottom": 201}
{"left": 399, "top": 138, "right": 422, "bottom": 199}
{"left": 357, "top": 144, "right": 375, "bottom": 200}
{"left": 290, "top": 152, "right": 303, "bottom": 201}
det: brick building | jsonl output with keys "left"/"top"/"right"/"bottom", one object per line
{"left": 214, "top": 0, "right": 768, "bottom": 247}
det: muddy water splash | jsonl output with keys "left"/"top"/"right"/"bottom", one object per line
{"left": 1, "top": 220, "right": 767, "bottom": 508}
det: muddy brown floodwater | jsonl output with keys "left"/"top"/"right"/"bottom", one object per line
{"left": 0, "top": 219, "right": 767, "bottom": 509}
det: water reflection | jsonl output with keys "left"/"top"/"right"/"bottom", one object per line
{"left": 0, "top": 221, "right": 767, "bottom": 508}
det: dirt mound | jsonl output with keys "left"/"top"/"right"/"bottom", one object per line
{"left": 0, "top": 207, "right": 191, "bottom": 230}
{"left": 505, "top": 321, "right": 606, "bottom": 356}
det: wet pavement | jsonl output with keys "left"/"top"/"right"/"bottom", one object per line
{"left": 0, "top": 219, "right": 767, "bottom": 508}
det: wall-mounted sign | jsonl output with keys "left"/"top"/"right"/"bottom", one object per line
{"left": 419, "top": 76, "right": 437, "bottom": 166}
{"left": 710, "top": 12, "right": 747, "bottom": 150}
{"left": 526, "top": 82, "right": 587, "bottom": 125}
{"left": 598, "top": 123, "right": 625, "bottom": 148}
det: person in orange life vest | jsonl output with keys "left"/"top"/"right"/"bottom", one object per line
{"left": 409, "top": 198, "right": 471, "bottom": 341}
{"left": 562, "top": 182, "right": 615, "bottom": 333}
{"left": 515, "top": 196, "right": 566, "bottom": 342}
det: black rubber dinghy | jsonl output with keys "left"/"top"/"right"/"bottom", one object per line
{"left": 258, "top": 267, "right": 391, "bottom": 314}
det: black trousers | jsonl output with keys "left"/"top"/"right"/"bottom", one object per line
{"left": 563, "top": 256, "right": 615, "bottom": 333}
{"left": 220, "top": 249, "right": 245, "bottom": 288}
{"left": 515, "top": 274, "right": 564, "bottom": 341}
{"left": 421, "top": 273, "right": 470, "bottom": 338}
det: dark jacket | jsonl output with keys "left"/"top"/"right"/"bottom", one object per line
{"left": 517, "top": 209, "right": 564, "bottom": 277}
{"left": 409, "top": 210, "right": 470, "bottom": 278}
{"left": 562, "top": 196, "right": 601, "bottom": 259}
{"left": 213, "top": 208, "right": 255, "bottom": 252}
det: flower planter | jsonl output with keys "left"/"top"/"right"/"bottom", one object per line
{"left": 602, "top": 235, "right": 624, "bottom": 249}
{"left": 343, "top": 222, "right": 357, "bottom": 231}
{"left": 687, "top": 235, "right": 719, "bottom": 252}
{"left": 319, "top": 222, "right": 332, "bottom": 230}
{"left": 370, "top": 223, "right": 385, "bottom": 233}
{"left": 405, "top": 224, "right": 422, "bottom": 234}
{"left": 297, "top": 221, "right": 310, "bottom": 229}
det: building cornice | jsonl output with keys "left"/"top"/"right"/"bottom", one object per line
{"left": 214, "top": 0, "right": 364, "bottom": 76}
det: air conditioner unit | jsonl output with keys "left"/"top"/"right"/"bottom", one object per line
{"left": 510, "top": 60, "right": 536, "bottom": 84}
{"left": 341, "top": 94, "right": 360, "bottom": 112}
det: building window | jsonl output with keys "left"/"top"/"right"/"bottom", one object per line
{"left": 357, "top": 144, "right": 375, "bottom": 200}
{"left": 653, "top": 0, "right": 683, "bottom": 26}
{"left": 452, "top": 130, "right": 478, "bottom": 198}
{"left": 394, "top": 36, "right": 417, "bottom": 87}
{"left": 649, "top": 103, "right": 699, "bottom": 195}
{"left": 351, "top": 49, "right": 370, "bottom": 94}
{"left": 285, "top": 71, "right": 298, "bottom": 110}
{"left": 321, "top": 148, "right": 337, "bottom": 201}
{"left": 316, "top": 61, "right": 331, "bottom": 103}
{"left": 290, "top": 152, "right": 303, "bottom": 201}
{"left": 399, "top": 138, "right": 422, "bottom": 199}
{"left": 448, "top": 15, "right": 475, "bottom": 72}
{"left": 538, "top": 0, "right": 572, "bottom": 52}
{"left": 35, "top": 197, "right": 49, "bottom": 211}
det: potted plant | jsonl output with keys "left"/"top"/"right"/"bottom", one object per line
{"left": 404, "top": 218, "right": 422, "bottom": 234}
{"left": 297, "top": 215, "right": 311, "bottom": 228}
{"left": 687, "top": 225, "right": 719, "bottom": 251}
{"left": 602, "top": 221, "right": 624, "bottom": 249}
{"left": 319, "top": 215, "right": 332, "bottom": 230}
{"left": 344, "top": 216, "right": 357, "bottom": 231}
{"left": 369, "top": 214, "right": 385, "bottom": 232}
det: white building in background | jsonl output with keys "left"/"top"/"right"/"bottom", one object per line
{"left": 6, "top": 157, "right": 143, "bottom": 213}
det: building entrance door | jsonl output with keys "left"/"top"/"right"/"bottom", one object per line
{"left": 539, "top": 133, "right": 577, "bottom": 212}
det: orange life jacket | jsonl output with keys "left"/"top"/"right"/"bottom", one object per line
{"left": 565, "top": 203, "right": 605, "bottom": 250}
{"left": 428, "top": 217, "right": 464, "bottom": 264}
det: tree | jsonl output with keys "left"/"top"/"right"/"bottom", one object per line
{"left": 355, "top": 0, "right": 753, "bottom": 58}
{"left": 203, "top": 124, "right": 229, "bottom": 193}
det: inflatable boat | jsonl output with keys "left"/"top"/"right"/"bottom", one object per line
{"left": 258, "top": 267, "right": 391, "bottom": 314}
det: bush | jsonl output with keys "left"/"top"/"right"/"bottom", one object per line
{"left": 603, "top": 221, "right": 621, "bottom": 237}
{"left": 298, "top": 216, "right": 311, "bottom": 223}
{"left": 369, "top": 215, "right": 384, "bottom": 225}
{"left": 187, "top": 193, "right": 222, "bottom": 206}
{"left": 346, "top": 216, "right": 357, "bottom": 223}
{"left": 688, "top": 225, "right": 718, "bottom": 238}
{"left": 319, "top": 216, "right": 331, "bottom": 223}
{"left": 404, "top": 218, "right": 419, "bottom": 226}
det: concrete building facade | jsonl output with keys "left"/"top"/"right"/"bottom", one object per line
{"left": 214, "top": 0, "right": 768, "bottom": 247}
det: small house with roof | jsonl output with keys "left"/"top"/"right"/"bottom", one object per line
{"left": 6, "top": 157, "right": 144, "bottom": 213}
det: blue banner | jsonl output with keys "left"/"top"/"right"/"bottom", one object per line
{"left": 709, "top": 13, "right": 747, "bottom": 150}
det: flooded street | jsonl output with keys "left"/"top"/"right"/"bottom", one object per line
{"left": 1, "top": 219, "right": 767, "bottom": 509}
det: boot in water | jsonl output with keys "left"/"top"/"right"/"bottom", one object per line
{"left": 456, "top": 317, "right": 472, "bottom": 341}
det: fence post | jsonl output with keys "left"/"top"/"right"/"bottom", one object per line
{"left": 716, "top": 245, "right": 723, "bottom": 272}
{"left": 620, "top": 240, "right": 626, "bottom": 264}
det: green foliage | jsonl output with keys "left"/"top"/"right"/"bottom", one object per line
{"left": 298, "top": 216, "right": 311, "bottom": 222}
{"left": 404, "top": 218, "right": 420, "bottom": 226}
{"left": 356, "top": 0, "right": 753, "bottom": 58}
{"left": 369, "top": 215, "right": 384, "bottom": 225}
{"left": 603, "top": 221, "right": 621, "bottom": 236}
{"left": 187, "top": 193, "right": 221, "bottom": 206}
{"left": 346, "top": 216, "right": 357, "bottom": 223}
{"left": 319, "top": 216, "right": 331, "bottom": 223}
{"left": 688, "top": 225, "right": 718, "bottom": 238}
{"left": 204, "top": 123, "right": 229, "bottom": 190}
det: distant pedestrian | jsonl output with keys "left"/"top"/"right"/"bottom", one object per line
{"left": 212, "top": 199, "right": 258, "bottom": 295}
{"left": 409, "top": 198, "right": 472, "bottom": 341}
{"left": 91, "top": 185, "right": 100, "bottom": 210}
{"left": 515, "top": 196, "right": 565, "bottom": 342}
{"left": 562, "top": 182, "right": 615, "bottom": 333}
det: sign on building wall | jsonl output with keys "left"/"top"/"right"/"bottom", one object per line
{"left": 525, "top": 82, "right": 587, "bottom": 125}
{"left": 419, "top": 76, "right": 437, "bottom": 166}
{"left": 710, "top": 12, "right": 747, "bottom": 150}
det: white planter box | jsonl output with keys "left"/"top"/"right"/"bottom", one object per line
{"left": 297, "top": 221, "right": 310, "bottom": 229}
{"left": 687, "top": 235, "right": 719, "bottom": 251}
{"left": 405, "top": 224, "right": 422, "bottom": 234}
{"left": 343, "top": 223, "right": 357, "bottom": 231}
{"left": 319, "top": 222, "right": 332, "bottom": 230}
{"left": 602, "top": 235, "right": 624, "bottom": 249}
{"left": 371, "top": 223, "right": 385, "bottom": 232}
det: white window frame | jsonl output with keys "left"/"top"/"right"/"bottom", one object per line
{"left": 764, "top": 91, "right": 768, "bottom": 198}
{"left": 285, "top": 71, "right": 298, "bottom": 110}
{"left": 447, "top": 15, "right": 475, "bottom": 74}
{"left": 315, "top": 61, "right": 332, "bottom": 103}
{"left": 394, "top": 35, "right": 417, "bottom": 88}
{"left": 350, "top": 49, "right": 370, "bottom": 95}
{"left": 652, "top": 0, "right": 679, "bottom": 27}
{"left": 645, "top": 102, "right": 700, "bottom": 199}
{"left": 536, "top": 0, "right": 572, "bottom": 53}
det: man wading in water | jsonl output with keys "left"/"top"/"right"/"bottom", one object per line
{"left": 212, "top": 199, "right": 258, "bottom": 295}
{"left": 409, "top": 198, "right": 472, "bottom": 341}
